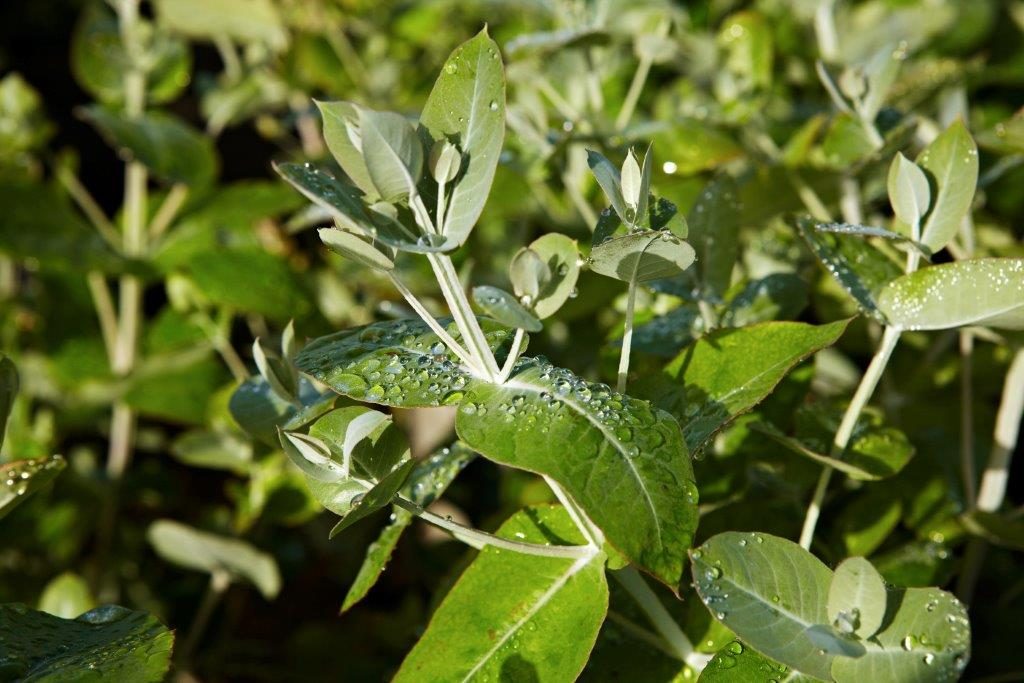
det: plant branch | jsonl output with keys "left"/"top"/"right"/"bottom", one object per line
{"left": 148, "top": 183, "right": 189, "bottom": 241}
{"left": 799, "top": 325, "right": 902, "bottom": 549}
{"left": 56, "top": 167, "right": 122, "bottom": 249}
{"left": 393, "top": 497, "right": 594, "bottom": 559}
{"left": 87, "top": 272, "right": 118, "bottom": 364}
{"left": 387, "top": 272, "right": 480, "bottom": 373}
{"left": 427, "top": 254, "right": 500, "bottom": 379}
{"left": 544, "top": 475, "right": 603, "bottom": 548}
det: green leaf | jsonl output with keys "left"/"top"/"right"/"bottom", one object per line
{"left": 836, "top": 493, "right": 902, "bottom": 557}
{"left": 687, "top": 175, "right": 742, "bottom": 301}
{"left": 185, "top": 248, "right": 310, "bottom": 321}
{"left": 393, "top": 506, "right": 608, "bottom": 682}
{"left": 643, "top": 321, "right": 848, "bottom": 452}
{"left": 78, "top": 106, "right": 217, "bottom": 186}
{"left": 316, "top": 100, "right": 377, "bottom": 198}
{"left": 72, "top": 2, "right": 191, "bottom": 106}
{"left": 419, "top": 28, "right": 505, "bottom": 246}
{"left": 887, "top": 153, "right": 931, "bottom": 230}
{"left": 170, "top": 430, "right": 252, "bottom": 474}
{"left": 38, "top": 572, "right": 96, "bottom": 619}
{"left": 720, "top": 273, "right": 809, "bottom": 328}
{"left": 0, "top": 356, "right": 18, "bottom": 448}
{"left": 147, "top": 520, "right": 281, "bottom": 598}
{"left": 690, "top": 532, "right": 839, "bottom": 680}
{"left": 294, "top": 318, "right": 514, "bottom": 408}
{"left": 153, "top": 0, "right": 287, "bottom": 49}
{"left": 0, "top": 184, "right": 129, "bottom": 274}
{"left": 960, "top": 510, "right": 1024, "bottom": 551}
{"left": 589, "top": 231, "right": 696, "bottom": 283}
{"left": 528, "top": 234, "right": 580, "bottom": 319}
{"left": 341, "top": 442, "right": 476, "bottom": 613}
{"left": 916, "top": 120, "right": 978, "bottom": 253}
{"left": 830, "top": 587, "right": 970, "bottom": 681}
{"left": 587, "top": 150, "right": 628, "bottom": 224}
{"left": 828, "top": 558, "right": 887, "bottom": 639}
{"left": 456, "top": 357, "right": 698, "bottom": 587}
{"left": 630, "top": 305, "right": 703, "bottom": 357}
{"left": 797, "top": 217, "right": 903, "bottom": 322}
{"left": 509, "top": 247, "right": 550, "bottom": 301}
{"left": 699, "top": 641, "right": 818, "bottom": 682}
{"left": 318, "top": 225, "right": 395, "bottom": 271}
{"left": 472, "top": 286, "right": 542, "bottom": 332}
{"left": 752, "top": 419, "right": 913, "bottom": 481}
{"left": 358, "top": 108, "right": 424, "bottom": 202}
{"left": 0, "top": 455, "right": 66, "bottom": 522}
{"left": 877, "top": 258, "right": 1024, "bottom": 331}
{"left": 0, "top": 604, "right": 173, "bottom": 682}
{"left": 229, "top": 376, "right": 336, "bottom": 447}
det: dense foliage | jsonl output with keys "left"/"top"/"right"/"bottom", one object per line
{"left": 1, "top": 0, "right": 1023, "bottom": 680}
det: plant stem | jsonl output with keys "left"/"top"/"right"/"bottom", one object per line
{"left": 976, "top": 348, "right": 1024, "bottom": 512}
{"left": 616, "top": 275, "right": 638, "bottom": 393}
{"left": 615, "top": 20, "right": 668, "bottom": 131}
{"left": 394, "top": 498, "right": 593, "bottom": 559}
{"left": 497, "top": 328, "right": 526, "bottom": 384}
{"left": 148, "top": 183, "right": 188, "bottom": 241}
{"left": 799, "top": 325, "right": 902, "bottom": 549}
{"left": 614, "top": 567, "right": 707, "bottom": 671}
{"left": 813, "top": 0, "right": 840, "bottom": 62}
{"left": 176, "top": 570, "right": 231, "bottom": 668}
{"left": 426, "top": 254, "right": 500, "bottom": 379}
{"left": 387, "top": 273, "right": 479, "bottom": 373}
{"left": 56, "top": 167, "right": 121, "bottom": 248}
{"left": 544, "top": 475, "right": 603, "bottom": 547}
{"left": 960, "top": 330, "right": 976, "bottom": 509}
{"left": 87, "top": 272, "right": 118, "bottom": 364}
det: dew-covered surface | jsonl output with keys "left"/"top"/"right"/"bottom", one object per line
{"left": 797, "top": 218, "right": 903, "bottom": 322}
{"left": 628, "top": 305, "right": 704, "bottom": 357}
{"left": 455, "top": 356, "right": 698, "bottom": 586}
{"left": 0, "top": 603, "right": 174, "bottom": 682}
{"left": 700, "top": 639, "right": 815, "bottom": 682}
{"left": 294, "top": 317, "right": 515, "bottom": 408}
{"left": 878, "top": 258, "right": 1024, "bottom": 331}
{"left": 0, "top": 455, "right": 65, "bottom": 521}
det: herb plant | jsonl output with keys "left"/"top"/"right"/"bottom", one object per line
{"left": 1, "top": 1, "right": 1023, "bottom": 681}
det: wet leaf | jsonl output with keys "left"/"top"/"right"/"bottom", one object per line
{"left": 0, "top": 455, "right": 66, "bottom": 522}
{"left": 472, "top": 286, "right": 542, "bottom": 332}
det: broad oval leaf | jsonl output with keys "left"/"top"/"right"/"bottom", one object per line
{"left": 393, "top": 505, "right": 607, "bottom": 682}
{"left": 455, "top": 357, "right": 698, "bottom": 587}
{"left": 687, "top": 175, "right": 742, "bottom": 301}
{"left": 530, "top": 233, "right": 581, "bottom": 319}
{"left": 341, "top": 442, "right": 476, "bottom": 613}
{"left": 916, "top": 120, "right": 978, "bottom": 253}
{"left": 229, "top": 375, "right": 336, "bottom": 447}
{"left": 472, "top": 286, "right": 542, "bottom": 332}
{"left": 797, "top": 217, "right": 903, "bottom": 322}
{"left": 831, "top": 587, "right": 970, "bottom": 681}
{"left": 147, "top": 520, "right": 281, "bottom": 598}
{"left": 419, "top": 28, "right": 505, "bottom": 247}
{"left": 699, "top": 641, "right": 817, "bottom": 682}
{"left": 0, "top": 455, "right": 66, "bottom": 522}
{"left": 590, "top": 231, "right": 696, "bottom": 283}
{"left": 0, "top": 604, "right": 173, "bottom": 682}
{"left": 78, "top": 106, "right": 217, "bottom": 186}
{"left": 828, "top": 557, "right": 887, "bottom": 639}
{"left": 877, "top": 258, "right": 1024, "bottom": 331}
{"left": 690, "top": 532, "right": 838, "bottom": 680}
{"left": 637, "top": 320, "right": 849, "bottom": 452}
{"left": 294, "top": 318, "right": 515, "bottom": 408}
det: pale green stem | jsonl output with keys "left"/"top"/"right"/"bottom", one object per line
{"left": 56, "top": 167, "right": 121, "bottom": 248}
{"left": 960, "top": 330, "right": 976, "bottom": 509}
{"left": 497, "top": 327, "right": 526, "bottom": 384}
{"left": 436, "top": 179, "right": 447, "bottom": 234}
{"left": 176, "top": 569, "right": 231, "bottom": 667}
{"left": 393, "top": 497, "right": 593, "bottom": 559}
{"left": 697, "top": 299, "right": 718, "bottom": 332}
{"left": 214, "top": 35, "right": 241, "bottom": 81}
{"left": 614, "top": 568, "right": 706, "bottom": 671}
{"left": 799, "top": 325, "right": 902, "bottom": 549}
{"left": 544, "top": 475, "right": 603, "bottom": 548}
{"left": 148, "top": 183, "right": 188, "bottom": 241}
{"left": 615, "top": 20, "right": 668, "bottom": 131}
{"left": 87, "top": 273, "right": 118, "bottom": 364}
{"left": 387, "top": 272, "right": 479, "bottom": 373}
{"left": 193, "top": 310, "right": 248, "bottom": 384}
{"left": 617, "top": 276, "right": 639, "bottom": 393}
{"left": 325, "top": 29, "right": 369, "bottom": 93}
{"left": 427, "top": 254, "right": 500, "bottom": 379}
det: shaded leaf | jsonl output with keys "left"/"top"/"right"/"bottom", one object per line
{"left": 147, "top": 520, "right": 281, "bottom": 598}
{"left": 229, "top": 375, "right": 335, "bottom": 447}
{"left": 472, "top": 286, "right": 542, "bottom": 332}
{"left": 720, "top": 273, "right": 809, "bottom": 328}
{"left": 0, "top": 356, "right": 18, "bottom": 448}
{"left": 687, "top": 175, "right": 742, "bottom": 301}
{"left": 0, "top": 604, "right": 173, "bottom": 682}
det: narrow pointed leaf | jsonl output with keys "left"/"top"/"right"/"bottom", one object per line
{"left": 294, "top": 318, "right": 515, "bottom": 408}
{"left": 0, "top": 604, "right": 173, "bottom": 682}
{"left": 316, "top": 100, "right": 377, "bottom": 198}
{"left": 916, "top": 120, "right": 978, "bottom": 253}
{"left": 456, "top": 357, "right": 698, "bottom": 587}
{"left": 274, "top": 161, "right": 372, "bottom": 231}
{"left": 877, "top": 258, "right": 1024, "bottom": 331}
{"left": 419, "top": 28, "right": 505, "bottom": 246}
{"left": 358, "top": 108, "right": 423, "bottom": 202}
{"left": 0, "top": 455, "right": 66, "bottom": 522}
{"left": 690, "top": 532, "right": 838, "bottom": 680}
{"left": 394, "top": 506, "right": 607, "bottom": 682}
{"left": 587, "top": 150, "right": 628, "bottom": 224}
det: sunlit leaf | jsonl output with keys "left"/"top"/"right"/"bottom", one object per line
{"left": 0, "top": 455, "right": 66, "bottom": 522}
{"left": 916, "top": 120, "right": 978, "bottom": 253}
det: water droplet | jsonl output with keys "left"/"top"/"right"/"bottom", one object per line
{"left": 489, "top": 100, "right": 498, "bottom": 111}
